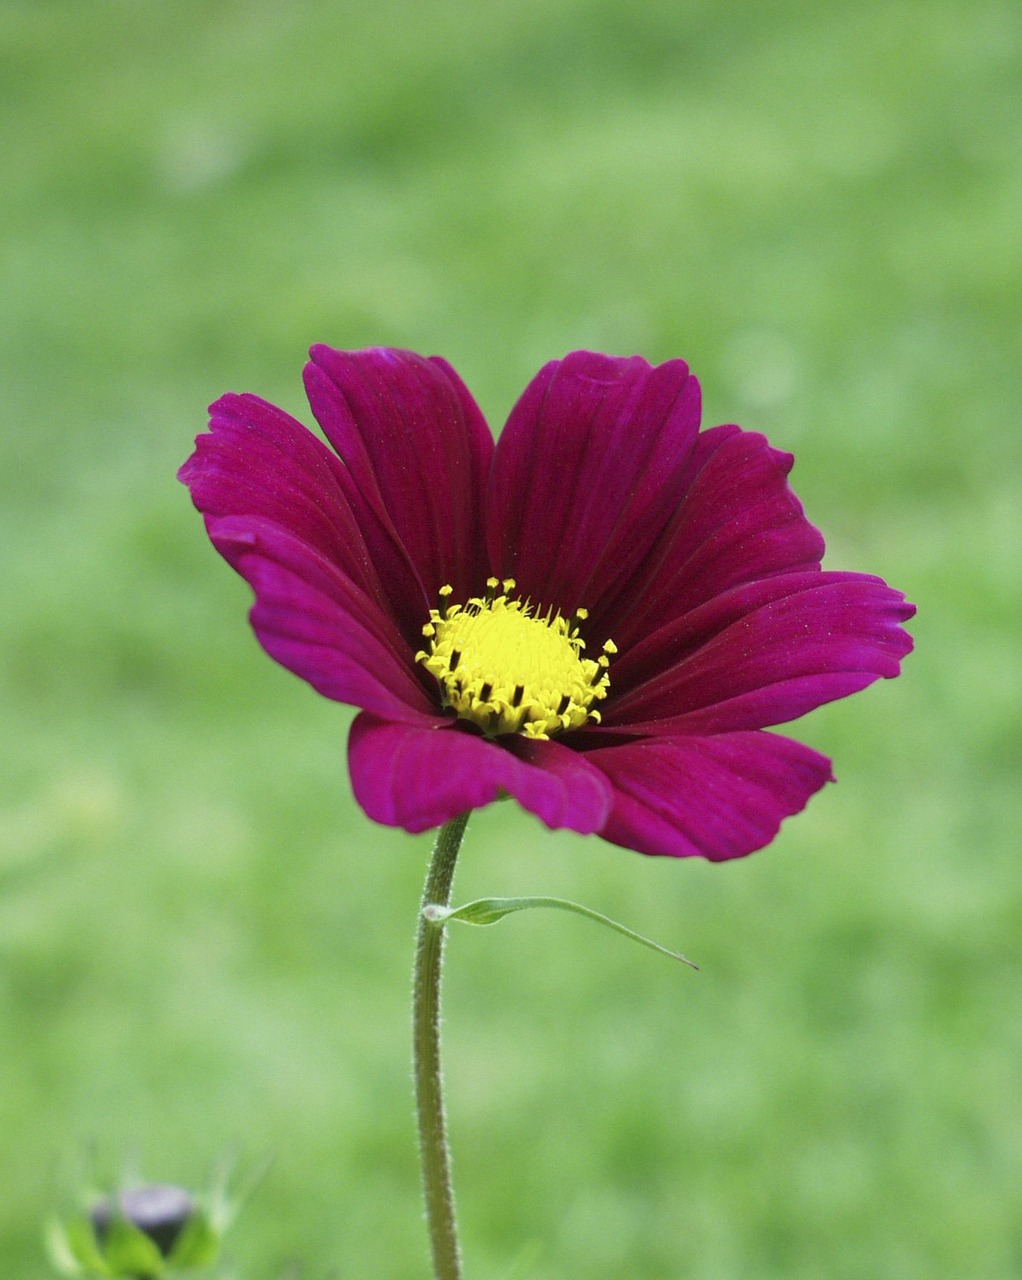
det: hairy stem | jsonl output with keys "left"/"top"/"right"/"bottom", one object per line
{"left": 413, "top": 813, "right": 470, "bottom": 1280}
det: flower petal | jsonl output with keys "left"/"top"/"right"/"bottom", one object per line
{"left": 602, "top": 425, "right": 826, "bottom": 650}
{"left": 486, "top": 350, "right": 701, "bottom": 614}
{"left": 181, "top": 392, "right": 384, "bottom": 600}
{"left": 181, "top": 393, "right": 439, "bottom": 721}
{"left": 303, "top": 346, "right": 493, "bottom": 637}
{"left": 583, "top": 732, "right": 834, "bottom": 860}
{"left": 206, "top": 516, "right": 442, "bottom": 724}
{"left": 348, "top": 715, "right": 612, "bottom": 835}
{"left": 604, "top": 573, "right": 915, "bottom": 735}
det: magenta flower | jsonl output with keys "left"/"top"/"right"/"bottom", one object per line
{"left": 180, "top": 347, "right": 913, "bottom": 860}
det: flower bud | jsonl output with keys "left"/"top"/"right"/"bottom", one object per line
{"left": 90, "top": 1184, "right": 195, "bottom": 1260}
{"left": 48, "top": 1180, "right": 220, "bottom": 1278}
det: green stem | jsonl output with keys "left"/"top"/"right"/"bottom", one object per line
{"left": 413, "top": 812, "right": 470, "bottom": 1280}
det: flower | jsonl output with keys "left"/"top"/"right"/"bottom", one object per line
{"left": 48, "top": 1183, "right": 220, "bottom": 1277}
{"left": 180, "top": 347, "right": 914, "bottom": 860}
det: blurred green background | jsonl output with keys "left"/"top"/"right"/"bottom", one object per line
{"left": 2, "top": 0, "right": 1019, "bottom": 1276}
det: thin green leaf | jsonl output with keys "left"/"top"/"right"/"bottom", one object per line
{"left": 102, "top": 1216, "right": 166, "bottom": 1275}
{"left": 167, "top": 1208, "right": 219, "bottom": 1267}
{"left": 207, "top": 1149, "right": 274, "bottom": 1231}
{"left": 47, "top": 1216, "right": 109, "bottom": 1275}
{"left": 425, "top": 896, "right": 698, "bottom": 969}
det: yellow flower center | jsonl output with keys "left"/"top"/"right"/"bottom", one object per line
{"left": 416, "top": 579, "right": 616, "bottom": 739}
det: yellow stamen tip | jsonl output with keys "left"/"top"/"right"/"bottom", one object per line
{"left": 416, "top": 586, "right": 613, "bottom": 739}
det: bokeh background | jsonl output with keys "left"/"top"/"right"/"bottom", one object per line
{"left": 2, "top": 1, "right": 1020, "bottom": 1276}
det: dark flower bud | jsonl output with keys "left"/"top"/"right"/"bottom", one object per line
{"left": 90, "top": 1184, "right": 195, "bottom": 1259}
{"left": 48, "top": 1175, "right": 223, "bottom": 1277}
{"left": 48, "top": 1153, "right": 264, "bottom": 1277}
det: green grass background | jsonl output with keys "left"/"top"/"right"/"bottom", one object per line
{"left": 2, "top": 0, "right": 1020, "bottom": 1276}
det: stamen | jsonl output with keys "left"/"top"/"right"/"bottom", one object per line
{"left": 416, "top": 583, "right": 614, "bottom": 740}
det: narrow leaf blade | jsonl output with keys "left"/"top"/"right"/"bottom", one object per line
{"left": 431, "top": 896, "right": 698, "bottom": 969}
